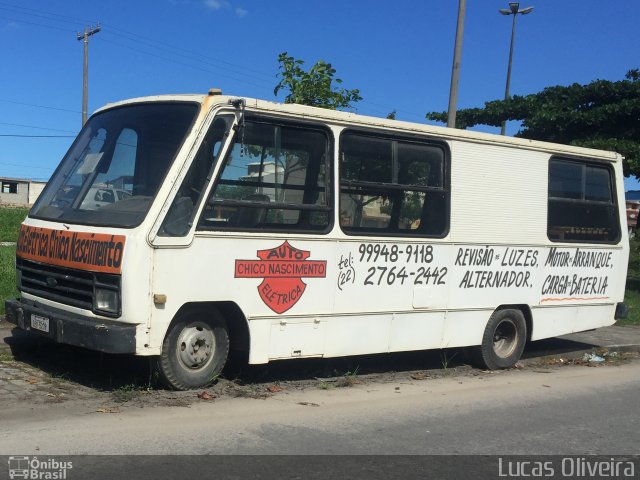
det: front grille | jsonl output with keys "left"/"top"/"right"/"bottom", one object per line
{"left": 17, "top": 257, "right": 121, "bottom": 317}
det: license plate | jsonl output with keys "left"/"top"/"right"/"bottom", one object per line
{"left": 31, "top": 314, "right": 50, "bottom": 333}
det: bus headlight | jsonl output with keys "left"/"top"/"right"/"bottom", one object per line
{"left": 95, "top": 288, "right": 119, "bottom": 315}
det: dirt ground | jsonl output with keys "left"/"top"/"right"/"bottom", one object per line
{"left": 1, "top": 325, "right": 637, "bottom": 415}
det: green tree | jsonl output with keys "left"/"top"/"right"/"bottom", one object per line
{"left": 274, "top": 52, "right": 362, "bottom": 110}
{"left": 427, "top": 70, "right": 640, "bottom": 177}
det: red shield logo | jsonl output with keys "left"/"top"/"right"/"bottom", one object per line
{"left": 235, "top": 241, "right": 327, "bottom": 314}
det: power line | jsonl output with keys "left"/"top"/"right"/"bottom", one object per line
{"left": 0, "top": 134, "right": 74, "bottom": 138}
{"left": 98, "top": 37, "right": 271, "bottom": 91}
{"left": 0, "top": 13, "right": 73, "bottom": 33}
{"left": 0, "top": 161, "right": 54, "bottom": 170}
{"left": 0, "top": 122, "right": 76, "bottom": 133}
{"left": 0, "top": 99, "right": 79, "bottom": 114}
{"left": 0, "top": 1, "right": 274, "bottom": 83}
{"left": 0, "top": 2, "right": 274, "bottom": 86}
{"left": 101, "top": 25, "right": 275, "bottom": 83}
{"left": 0, "top": 1, "right": 428, "bottom": 123}
{"left": 0, "top": 7, "right": 274, "bottom": 92}
{"left": 0, "top": 1, "right": 94, "bottom": 25}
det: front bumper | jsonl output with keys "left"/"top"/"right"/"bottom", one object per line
{"left": 4, "top": 298, "right": 137, "bottom": 354}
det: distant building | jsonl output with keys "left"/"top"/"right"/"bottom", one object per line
{"left": 627, "top": 200, "right": 640, "bottom": 232}
{"left": 0, "top": 177, "right": 47, "bottom": 207}
{"left": 625, "top": 191, "right": 640, "bottom": 233}
{"left": 626, "top": 190, "right": 640, "bottom": 201}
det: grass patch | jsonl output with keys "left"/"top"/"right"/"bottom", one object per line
{"left": 628, "top": 237, "right": 640, "bottom": 276}
{"left": 0, "top": 351, "right": 14, "bottom": 362}
{"left": 0, "top": 207, "right": 28, "bottom": 242}
{"left": 111, "top": 384, "right": 143, "bottom": 403}
{"left": 440, "top": 350, "right": 458, "bottom": 373}
{"left": 0, "top": 206, "right": 27, "bottom": 315}
{"left": 335, "top": 367, "right": 360, "bottom": 388}
{"left": 0, "top": 245, "right": 17, "bottom": 315}
{"left": 619, "top": 288, "right": 640, "bottom": 326}
{"left": 622, "top": 237, "right": 640, "bottom": 326}
{"left": 228, "top": 384, "right": 268, "bottom": 399}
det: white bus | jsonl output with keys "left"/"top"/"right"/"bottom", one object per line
{"left": 6, "top": 90, "right": 629, "bottom": 389}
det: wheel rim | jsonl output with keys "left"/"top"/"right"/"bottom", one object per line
{"left": 492, "top": 318, "right": 519, "bottom": 359}
{"left": 177, "top": 322, "right": 216, "bottom": 370}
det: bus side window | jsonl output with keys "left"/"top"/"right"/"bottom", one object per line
{"left": 339, "top": 132, "right": 449, "bottom": 236}
{"left": 197, "top": 119, "right": 332, "bottom": 233}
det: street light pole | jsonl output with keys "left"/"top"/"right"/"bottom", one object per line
{"left": 77, "top": 24, "right": 101, "bottom": 127}
{"left": 499, "top": 2, "right": 533, "bottom": 135}
{"left": 447, "top": 0, "right": 467, "bottom": 128}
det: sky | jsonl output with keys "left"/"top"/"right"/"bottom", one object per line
{"left": 0, "top": 0, "right": 638, "bottom": 188}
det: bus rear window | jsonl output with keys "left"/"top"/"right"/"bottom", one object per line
{"left": 547, "top": 158, "right": 620, "bottom": 243}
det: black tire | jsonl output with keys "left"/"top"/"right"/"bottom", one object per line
{"left": 474, "top": 309, "right": 526, "bottom": 370}
{"left": 157, "top": 308, "right": 230, "bottom": 390}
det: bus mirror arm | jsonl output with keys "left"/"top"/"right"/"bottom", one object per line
{"left": 229, "top": 98, "right": 246, "bottom": 109}
{"left": 229, "top": 98, "right": 246, "bottom": 157}
{"left": 230, "top": 98, "right": 246, "bottom": 126}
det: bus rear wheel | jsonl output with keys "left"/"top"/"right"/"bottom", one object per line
{"left": 158, "top": 308, "right": 229, "bottom": 390}
{"left": 474, "top": 309, "right": 526, "bottom": 370}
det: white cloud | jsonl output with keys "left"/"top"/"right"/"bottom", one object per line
{"left": 1, "top": 21, "right": 19, "bottom": 31}
{"left": 203, "top": 0, "right": 246, "bottom": 16}
{"left": 204, "top": 0, "right": 230, "bottom": 10}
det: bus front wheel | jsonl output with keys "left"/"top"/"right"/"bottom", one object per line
{"left": 158, "top": 308, "right": 230, "bottom": 390}
{"left": 474, "top": 309, "right": 526, "bottom": 370}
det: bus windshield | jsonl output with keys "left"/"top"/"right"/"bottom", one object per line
{"left": 30, "top": 102, "right": 199, "bottom": 228}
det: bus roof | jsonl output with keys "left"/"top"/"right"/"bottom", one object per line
{"left": 97, "top": 92, "right": 620, "bottom": 162}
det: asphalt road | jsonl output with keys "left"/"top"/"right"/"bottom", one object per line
{"left": 2, "top": 359, "right": 639, "bottom": 456}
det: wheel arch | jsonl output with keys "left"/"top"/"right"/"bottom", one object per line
{"left": 171, "top": 301, "right": 250, "bottom": 353}
{"left": 494, "top": 303, "right": 533, "bottom": 342}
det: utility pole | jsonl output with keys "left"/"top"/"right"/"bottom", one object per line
{"left": 447, "top": 0, "right": 466, "bottom": 128}
{"left": 77, "top": 24, "right": 101, "bottom": 127}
